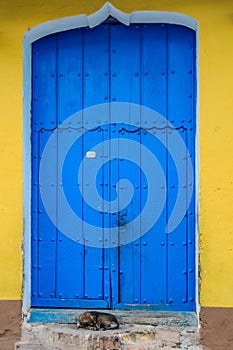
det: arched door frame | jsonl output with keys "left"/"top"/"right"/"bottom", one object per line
{"left": 23, "top": 1, "right": 199, "bottom": 318}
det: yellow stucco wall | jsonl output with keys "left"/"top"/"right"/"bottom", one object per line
{"left": 0, "top": 0, "right": 232, "bottom": 306}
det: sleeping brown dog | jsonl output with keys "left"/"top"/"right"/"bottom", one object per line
{"left": 77, "top": 311, "right": 119, "bottom": 331}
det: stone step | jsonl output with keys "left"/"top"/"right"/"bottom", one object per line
{"left": 16, "top": 322, "right": 205, "bottom": 350}
{"left": 15, "top": 341, "right": 47, "bottom": 350}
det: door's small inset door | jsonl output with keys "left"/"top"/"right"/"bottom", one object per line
{"left": 31, "top": 23, "right": 196, "bottom": 310}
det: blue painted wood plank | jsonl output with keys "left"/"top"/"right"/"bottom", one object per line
{"left": 110, "top": 24, "right": 141, "bottom": 304}
{"left": 108, "top": 124, "right": 119, "bottom": 308}
{"left": 32, "top": 36, "right": 58, "bottom": 301}
{"left": 131, "top": 129, "right": 141, "bottom": 305}
{"left": 141, "top": 24, "right": 167, "bottom": 115}
{"left": 102, "top": 24, "right": 114, "bottom": 309}
{"left": 167, "top": 25, "right": 196, "bottom": 307}
{"left": 166, "top": 129, "right": 187, "bottom": 305}
{"left": 31, "top": 298, "right": 108, "bottom": 309}
{"left": 187, "top": 127, "right": 196, "bottom": 310}
{"left": 101, "top": 129, "right": 111, "bottom": 306}
{"left": 31, "top": 130, "right": 39, "bottom": 300}
{"left": 57, "top": 29, "right": 83, "bottom": 120}
{"left": 110, "top": 24, "right": 141, "bottom": 104}
{"left": 140, "top": 130, "right": 167, "bottom": 304}
{"left": 187, "top": 30, "right": 196, "bottom": 310}
{"left": 56, "top": 29, "right": 84, "bottom": 299}
{"left": 114, "top": 302, "right": 196, "bottom": 312}
{"left": 168, "top": 25, "right": 195, "bottom": 129}
{"left": 32, "top": 37, "right": 57, "bottom": 130}
{"left": 82, "top": 25, "right": 109, "bottom": 301}
{"left": 38, "top": 130, "right": 57, "bottom": 299}
{"left": 140, "top": 24, "right": 167, "bottom": 305}
{"left": 83, "top": 25, "right": 109, "bottom": 108}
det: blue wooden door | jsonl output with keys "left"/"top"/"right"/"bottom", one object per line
{"left": 31, "top": 23, "right": 196, "bottom": 310}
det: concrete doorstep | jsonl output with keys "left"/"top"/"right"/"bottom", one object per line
{"left": 15, "top": 311, "right": 207, "bottom": 350}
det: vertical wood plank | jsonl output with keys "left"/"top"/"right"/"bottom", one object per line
{"left": 187, "top": 29, "right": 196, "bottom": 310}
{"left": 56, "top": 29, "right": 84, "bottom": 299}
{"left": 140, "top": 24, "right": 167, "bottom": 304}
{"left": 167, "top": 25, "right": 195, "bottom": 306}
{"left": 82, "top": 25, "right": 109, "bottom": 300}
{"left": 32, "top": 36, "right": 57, "bottom": 300}
{"left": 31, "top": 129, "right": 39, "bottom": 301}
{"left": 111, "top": 24, "right": 141, "bottom": 304}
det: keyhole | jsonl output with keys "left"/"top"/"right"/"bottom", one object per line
{"left": 117, "top": 216, "right": 126, "bottom": 227}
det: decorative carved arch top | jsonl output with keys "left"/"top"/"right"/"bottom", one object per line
{"left": 24, "top": 1, "right": 198, "bottom": 44}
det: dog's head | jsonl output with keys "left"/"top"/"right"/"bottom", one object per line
{"left": 88, "top": 313, "right": 98, "bottom": 326}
